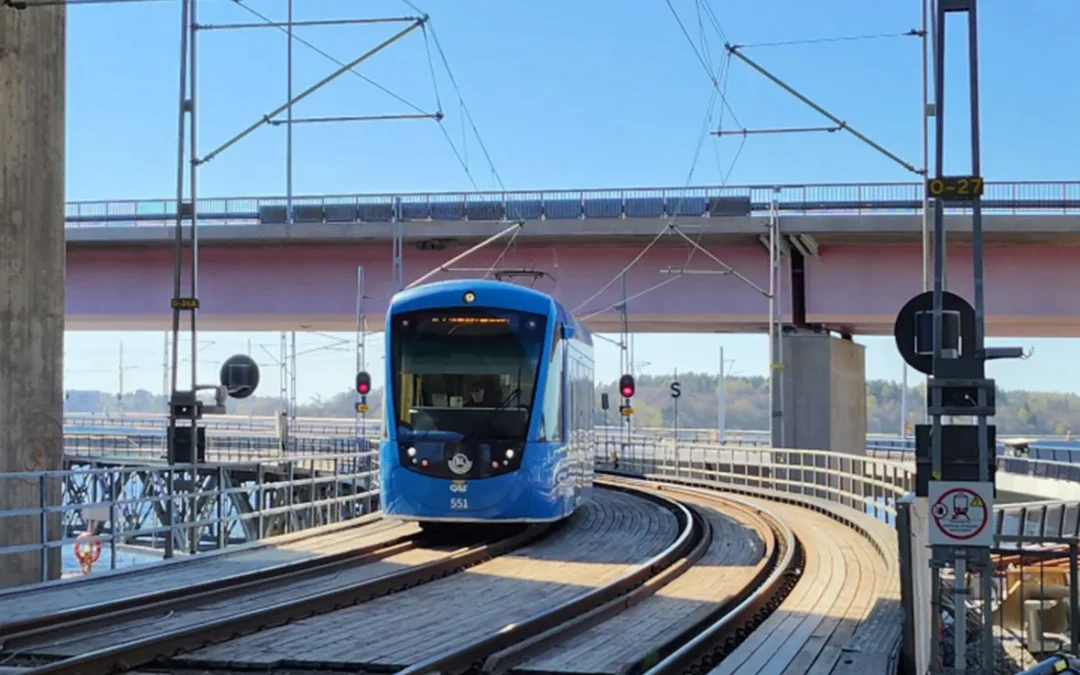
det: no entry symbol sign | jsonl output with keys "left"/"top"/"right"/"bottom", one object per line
{"left": 927, "top": 481, "right": 994, "bottom": 547}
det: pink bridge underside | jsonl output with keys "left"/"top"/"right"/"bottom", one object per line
{"left": 66, "top": 242, "right": 1080, "bottom": 336}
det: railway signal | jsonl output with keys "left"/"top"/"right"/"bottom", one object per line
{"left": 355, "top": 371, "right": 371, "bottom": 413}
{"left": 355, "top": 371, "right": 371, "bottom": 396}
{"left": 619, "top": 374, "right": 635, "bottom": 399}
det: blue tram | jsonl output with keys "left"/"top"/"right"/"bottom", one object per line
{"left": 379, "top": 279, "right": 596, "bottom": 523}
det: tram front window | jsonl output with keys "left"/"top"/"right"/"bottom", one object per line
{"left": 390, "top": 308, "right": 546, "bottom": 444}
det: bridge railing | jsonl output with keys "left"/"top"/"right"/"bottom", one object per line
{"left": 63, "top": 414, "right": 379, "bottom": 438}
{"left": 63, "top": 180, "right": 1080, "bottom": 227}
{"left": 868, "top": 438, "right": 1080, "bottom": 467}
{"left": 0, "top": 448, "right": 379, "bottom": 587}
{"left": 596, "top": 437, "right": 1080, "bottom": 670}
{"left": 596, "top": 438, "right": 1080, "bottom": 540}
{"left": 62, "top": 433, "right": 377, "bottom": 464}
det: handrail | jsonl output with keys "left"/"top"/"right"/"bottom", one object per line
{"left": 595, "top": 438, "right": 1080, "bottom": 540}
{"left": 63, "top": 179, "right": 1080, "bottom": 227}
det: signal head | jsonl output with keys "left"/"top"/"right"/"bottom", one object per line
{"left": 619, "top": 374, "right": 635, "bottom": 398}
{"left": 355, "top": 370, "right": 372, "bottom": 395}
{"left": 219, "top": 354, "right": 261, "bottom": 399}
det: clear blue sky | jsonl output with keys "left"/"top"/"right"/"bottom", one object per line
{"left": 62, "top": 0, "right": 1080, "bottom": 402}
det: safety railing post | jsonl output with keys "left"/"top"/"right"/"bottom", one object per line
{"left": 896, "top": 494, "right": 918, "bottom": 675}
{"left": 108, "top": 470, "right": 118, "bottom": 569}
{"left": 217, "top": 465, "right": 226, "bottom": 549}
{"left": 39, "top": 474, "right": 48, "bottom": 583}
{"left": 1071, "top": 541, "right": 1080, "bottom": 656}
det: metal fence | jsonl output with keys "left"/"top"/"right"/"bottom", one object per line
{"left": 63, "top": 180, "right": 1080, "bottom": 227}
{"left": 992, "top": 535, "right": 1079, "bottom": 665}
{"left": 0, "top": 448, "right": 378, "bottom": 584}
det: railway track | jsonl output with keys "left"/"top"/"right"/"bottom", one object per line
{"left": 0, "top": 523, "right": 547, "bottom": 675}
{"left": 173, "top": 479, "right": 798, "bottom": 675}
{"left": 3, "top": 480, "right": 804, "bottom": 675}
{"left": 390, "top": 475, "right": 802, "bottom": 675}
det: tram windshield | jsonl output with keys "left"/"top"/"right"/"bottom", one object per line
{"left": 389, "top": 307, "right": 547, "bottom": 442}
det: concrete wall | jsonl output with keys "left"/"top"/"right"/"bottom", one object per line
{"left": 772, "top": 332, "right": 867, "bottom": 456}
{"left": 0, "top": 4, "right": 66, "bottom": 587}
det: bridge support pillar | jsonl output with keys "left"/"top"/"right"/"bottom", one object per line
{"left": 0, "top": 5, "right": 66, "bottom": 587}
{"left": 772, "top": 332, "right": 866, "bottom": 455}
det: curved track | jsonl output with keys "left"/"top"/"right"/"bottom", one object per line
{"left": 1, "top": 476, "right": 897, "bottom": 675}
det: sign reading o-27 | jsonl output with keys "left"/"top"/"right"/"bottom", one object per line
{"left": 927, "top": 480, "right": 994, "bottom": 547}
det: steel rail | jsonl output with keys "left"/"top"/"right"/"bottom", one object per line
{"left": 480, "top": 479, "right": 780, "bottom": 675}
{"left": 393, "top": 481, "right": 701, "bottom": 675}
{"left": 0, "top": 523, "right": 421, "bottom": 647}
{"left": 16, "top": 524, "right": 550, "bottom": 675}
{"left": 629, "top": 479, "right": 802, "bottom": 675}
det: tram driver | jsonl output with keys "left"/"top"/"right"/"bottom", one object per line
{"left": 465, "top": 381, "right": 491, "bottom": 408}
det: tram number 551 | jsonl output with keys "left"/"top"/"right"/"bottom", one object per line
{"left": 450, "top": 498, "right": 468, "bottom": 510}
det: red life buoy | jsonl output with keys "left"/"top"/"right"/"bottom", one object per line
{"left": 73, "top": 531, "right": 102, "bottom": 571}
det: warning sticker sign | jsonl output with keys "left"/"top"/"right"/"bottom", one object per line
{"left": 927, "top": 481, "right": 994, "bottom": 547}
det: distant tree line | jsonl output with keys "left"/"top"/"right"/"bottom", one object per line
{"left": 66, "top": 373, "right": 1080, "bottom": 436}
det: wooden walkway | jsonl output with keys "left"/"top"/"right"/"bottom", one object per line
{"left": 0, "top": 515, "right": 410, "bottom": 628}
{"left": 514, "top": 492, "right": 768, "bottom": 674}
{"left": 176, "top": 489, "right": 680, "bottom": 670}
{"left": 699, "top": 490, "right": 902, "bottom": 675}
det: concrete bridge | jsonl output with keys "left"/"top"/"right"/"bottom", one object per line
{"left": 65, "top": 180, "right": 1080, "bottom": 336}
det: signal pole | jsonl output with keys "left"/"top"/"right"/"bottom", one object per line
{"left": 909, "top": 2, "right": 1021, "bottom": 672}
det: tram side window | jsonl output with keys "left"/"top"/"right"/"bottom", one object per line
{"left": 540, "top": 339, "right": 563, "bottom": 442}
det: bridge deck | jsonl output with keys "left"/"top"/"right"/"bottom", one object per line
{"left": 0, "top": 516, "right": 405, "bottom": 626}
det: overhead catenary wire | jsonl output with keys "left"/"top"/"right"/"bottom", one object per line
{"left": 221, "top": 0, "right": 436, "bottom": 119}
{"left": 33, "top": 0, "right": 477, "bottom": 198}
{"left": 733, "top": 29, "right": 921, "bottom": 50}
{"left": 573, "top": 9, "right": 759, "bottom": 321}
{"left": 663, "top": 0, "right": 742, "bottom": 128}
{"left": 724, "top": 43, "right": 921, "bottom": 174}
{"left": 395, "top": 0, "right": 532, "bottom": 284}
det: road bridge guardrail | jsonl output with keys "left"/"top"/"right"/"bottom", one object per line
{"left": 63, "top": 180, "right": 1080, "bottom": 228}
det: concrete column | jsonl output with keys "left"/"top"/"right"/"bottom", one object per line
{"left": 771, "top": 332, "right": 867, "bottom": 455}
{"left": 0, "top": 4, "right": 66, "bottom": 587}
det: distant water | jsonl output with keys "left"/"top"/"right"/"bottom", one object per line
{"left": 1025, "top": 441, "right": 1080, "bottom": 463}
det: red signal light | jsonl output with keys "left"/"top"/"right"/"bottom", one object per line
{"left": 355, "top": 371, "right": 371, "bottom": 395}
{"left": 619, "top": 374, "right": 635, "bottom": 399}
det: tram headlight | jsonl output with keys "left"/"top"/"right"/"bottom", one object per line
{"left": 407, "top": 446, "right": 417, "bottom": 457}
{"left": 505, "top": 449, "right": 514, "bottom": 459}
{"left": 463, "top": 291, "right": 476, "bottom": 304}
